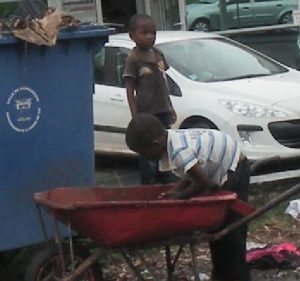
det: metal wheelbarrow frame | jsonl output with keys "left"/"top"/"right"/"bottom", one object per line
{"left": 31, "top": 156, "right": 300, "bottom": 281}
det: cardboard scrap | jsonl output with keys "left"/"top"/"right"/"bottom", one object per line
{"left": 12, "top": 9, "right": 80, "bottom": 46}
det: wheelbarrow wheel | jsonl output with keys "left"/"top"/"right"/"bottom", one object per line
{"left": 24, "top": 244, "right": 103, "bottom": 281}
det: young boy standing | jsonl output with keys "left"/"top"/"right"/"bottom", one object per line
{"left": 123, "top": 14, "right": 176, "bottom": 184}
{"left": 125, "top": 113, "right": 251, "bottom": 281}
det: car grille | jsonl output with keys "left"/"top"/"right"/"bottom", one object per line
{"left": 268, "top": 119, "right": 300, "bottom": 148}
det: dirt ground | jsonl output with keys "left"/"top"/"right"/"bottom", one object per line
{"left": 100, "top": 178, "right": 300, "bottom": 281}
{"left": 99, "top": 222, "right": 300, "bottom": 281}
{"left": 100, "top": 241, "right": 300, "bottom": 281}
{"left": 2, "top": 175, "right": 300, "bottom": 281}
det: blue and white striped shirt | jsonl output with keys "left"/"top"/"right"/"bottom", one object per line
{"left": 159, "top": 129, "right": 241, "bottom": 186}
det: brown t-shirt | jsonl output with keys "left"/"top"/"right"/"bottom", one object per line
{"left": 123, "top": 46, "right": 173, "bottom": 115}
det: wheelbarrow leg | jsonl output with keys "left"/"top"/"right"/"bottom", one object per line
{"left": 136, "top": 251, "right": 161, "bottom": 280}
{"left": 36, "top": 204, "right": 50, "bottom": 244}
{"left": 52, "top": 211, "right": 66, "bottom": 277}
{"left": 165, "top": 246, "right": 173, "bottom": 281}
{"left": 121, "top": 250, "right": 147, "bottom": 281}
{"left": 189, "top": 242, "right": 200, "bottom": 281}
{"left": 61, "top": 248, "right": 102, "bottom": 281}
{"left": 165, "top": 245, "right": 185, "bottom": 281}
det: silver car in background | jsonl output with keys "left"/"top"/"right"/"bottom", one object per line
{"left": 186, "top": 0, "right": 297, "bottom": 31}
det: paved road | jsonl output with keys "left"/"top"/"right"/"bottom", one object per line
{"left": 95, "top": 155, "right": 300, "bottom": 186}
{"left": 95, "top": 155, "right": 140, "bottom": 187}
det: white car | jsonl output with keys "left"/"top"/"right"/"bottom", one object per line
{"left": 93, "top": 31, "right": 300, "bottom": 162}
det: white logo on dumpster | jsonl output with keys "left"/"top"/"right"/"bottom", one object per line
{"left": 6, "top": 87, "right": 41, "bottom": 133}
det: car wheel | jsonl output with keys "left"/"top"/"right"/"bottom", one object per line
{"left": 24, "top": 244, "right": 103, "bottom": 281}
{"left": 279, "top": 11, "right": 293, "bottom": 24}
{"left": 190, "top": 19, "right": 210, "bottom": 32}
{"left": 180, "top": 118, "right": 218, "bottom": 130}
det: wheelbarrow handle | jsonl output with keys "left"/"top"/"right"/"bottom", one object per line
{"left": 210, "top": 182, "right": 300, "bottom": 241}
{"left": 249, "top": 156, "right": 281, "bottom": 176}
{"left": 250, "top": 155, "right": 300, "bottom": 176}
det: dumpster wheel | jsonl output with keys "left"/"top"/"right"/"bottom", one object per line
{"left": 24, "top": 244, "right": 103, "bottom": 281}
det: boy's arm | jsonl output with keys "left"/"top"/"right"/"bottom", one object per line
{"left": 169, "top": 163, "right": 218, "bottom": 199}
{"left": 123, "top": 53, "right": 138, "bottom": 117}
{"left": 161, "top": 52, "right": 177, "bottom": 124}
{"left": 185, "top": 163, "right": 217, "bottom": 196}
{"left": 125, "top": 78, "right": 137, "bottom": 118}
{"left": 170, "top": 107, "right": 177, "bottom": 124}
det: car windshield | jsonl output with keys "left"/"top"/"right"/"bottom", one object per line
{"left": 158, "top": 38, "right": 288, "bottom": 82}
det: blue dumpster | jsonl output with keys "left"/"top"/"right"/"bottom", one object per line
{"left": 0, "top": 25, "right": 114, "bottom": 251}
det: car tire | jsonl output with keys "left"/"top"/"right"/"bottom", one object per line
{"left": 279, "top": 11, "right": 293, "bottom": 24}
{"left": 24, "top": 244, "right": 103, "bottom": 281}
{"left": 180, "top": 118, "right": 218, "bottom": 130}
{"left": 190, "top": 18, "right": 210, "bottom": 32}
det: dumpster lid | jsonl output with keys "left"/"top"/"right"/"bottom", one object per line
{"left": 0, "top": 23, "right": 115, "bottom": 46}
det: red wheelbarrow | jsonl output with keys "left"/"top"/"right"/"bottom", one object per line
{"left": 28, "top": 180, "right": 300, "bottom": 281}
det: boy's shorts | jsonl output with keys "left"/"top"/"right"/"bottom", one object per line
{"left": 222, "top": 153, "right": 250, "bottom": 195}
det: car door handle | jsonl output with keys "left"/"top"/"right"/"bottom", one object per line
{"left": 242, "top": 6, "right": 250, "bottom": 9}
{"left": 110, "top": 94, "right": 124, "bottom": 102}
{"left": 173, "top": 22, "right": 183, "bottom": 26}
{"left": 276, "top": 4, "right": 283, "bottom": 7}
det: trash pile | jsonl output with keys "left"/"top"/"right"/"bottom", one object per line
{"left": 0, "top": 0, "right": 80, "bottom": 46}
{"left": 247, "top": 242, "right": 300, "bottom": 270}
{"left": 285, "top": 199, "right": 300, "bottom": 221}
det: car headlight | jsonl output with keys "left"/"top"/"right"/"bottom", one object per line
{"left": 219, "top": 99, "right": 287, "bottom": 118}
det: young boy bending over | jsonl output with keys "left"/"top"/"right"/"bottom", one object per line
{"left": 125, "top": 113, "right": 251, "bottom": 281}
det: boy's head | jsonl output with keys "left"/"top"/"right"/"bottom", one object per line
{"left": 128, "top": 14, "right": 156, "bottom": 50}
{"left": 126, "top": 113, "right": 167, "bottom": 160}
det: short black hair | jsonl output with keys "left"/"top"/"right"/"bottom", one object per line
{"left": 128, "top": 14, "right": 154, "bottom": 32}
{"left": 126, "top": 113, "right": 165, "bottom": 152}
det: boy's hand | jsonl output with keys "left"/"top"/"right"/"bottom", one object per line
{"left": 158, "top": 187, "right": 198, "bottom": 200}
{"left": 158, "top": 185, "right": 193, "bottom": 200}
{"left": 158, "top": 180, "right": 190, "bottom": 199}
{"left": 158, "top": 183, "right": 219, "bottom": 200}
{"left": 170, "top": 109, "right": 177, "bottom": 124}
{"left": 158, "top": 189, "right": 178, "bottom": 199}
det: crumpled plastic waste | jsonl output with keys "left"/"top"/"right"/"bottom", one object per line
{"left": 246, "top": 242, "right": 300, "bottom": 269}
{"left": 246, "top": 241, "right": 267, "bottom": 250}
{"left": 285, "top": 199, "right": 300, "bottom": 221}
{"left": 199, "top": 273, "right": 210, "bottom": 280}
